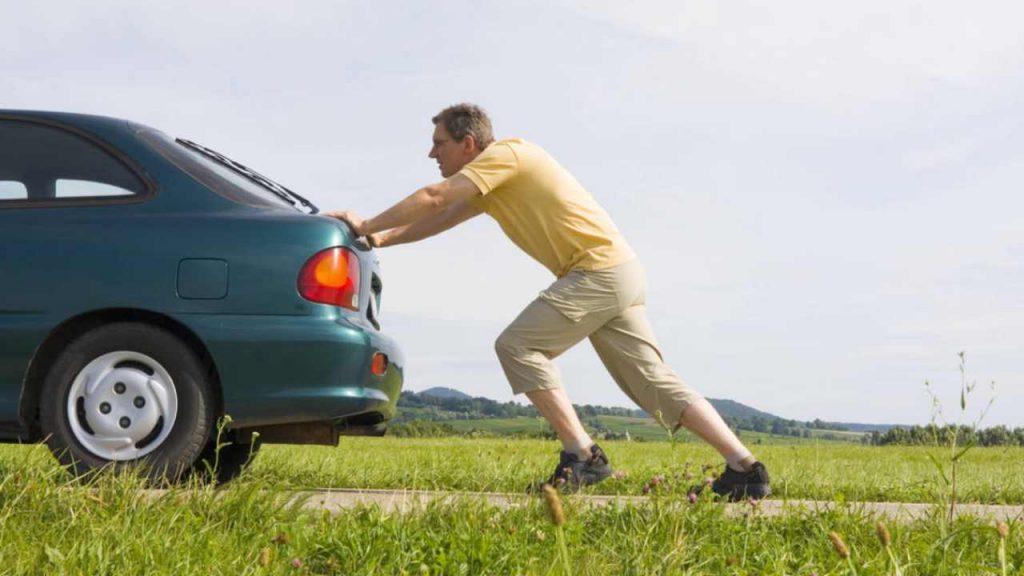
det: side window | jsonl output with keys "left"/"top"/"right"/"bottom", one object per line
{"left": 55, "top": 180, "right": 135, "bottom": 198}
{"left": 0, "top": 119, "right": 146, "bottom": 204}
{"left": 0, "top": 181, "right": 27, "bottom": 200}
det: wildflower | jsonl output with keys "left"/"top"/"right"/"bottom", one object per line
{"left": 535, "top": 529, "right": 547, "bottom": 542}
{"left": 291, "top": 557, "right": 303, "bottom": 569}
{"left": 611, "top": 470, "right": 627, "bottom": 481}
{"left": 829, "top": 531, "right": 850, "bottom": 559}
{"left": 876, "top": 522, "right": 892, "bottom": 547}
{"left": 645, "top": 474, "right": 670, "bottom": 494}
{"left": 688, "top": 492, "right": 698, "bottom": 504}
{"left": 258, "top": 548, "right": 271, "bottom": 567}
{"left": 997, "top": 521, "right": 1009, "bottom": 539}
{"left": 542, "top": 484, "right": 566, "bottom": 527}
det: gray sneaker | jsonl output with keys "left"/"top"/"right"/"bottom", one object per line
{"left": 534, "top": 444, "right": 613, "bottom": 493}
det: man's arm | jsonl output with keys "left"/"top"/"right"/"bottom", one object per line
{"left": 375, "top": 198, "right": 484, "bottom": 247}
{"left": 326, "top": 173, "right": 481, "bottom": 237}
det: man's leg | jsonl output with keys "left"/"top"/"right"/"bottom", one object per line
{"left": 525, "top": 387, "right": 593, "bottom": 457}
{"left": 589, "top": 304, "right": 759, "bottom": 472}
{"left": 495, "top": 294, "right": 618, "bottom": 491}
{"left": 494, "top": 294, "right": 612, "bottom": 459}
{"left": 678, "top": 398, "right": 755, "bottom": 471}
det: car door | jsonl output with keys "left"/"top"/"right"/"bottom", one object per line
{"left": 0, "top": 116, "right": 152, "bottom": 433}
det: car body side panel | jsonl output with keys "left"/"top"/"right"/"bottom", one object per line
{"left": 0, "top": 207, "right": 368, "bottom": 423}
{"left": 0, "top": 111, "right": 403, "bottom": 440}
{"left": 0, "top": 315, "right": 44, "bottom": 421}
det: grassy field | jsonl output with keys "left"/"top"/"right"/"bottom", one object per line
{"left": 0, "top": 439, "right": 1020, "bottom": 574}
{"left": 240, "top": 438, "right": 1024, "bottom": 505}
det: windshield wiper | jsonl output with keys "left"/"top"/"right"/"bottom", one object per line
{"left": 176, "top": 138, "right": 319, "bottom": 214}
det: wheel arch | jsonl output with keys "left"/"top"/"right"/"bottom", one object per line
{"left": 20, "top": 308, "right": 224, "bottom": 441}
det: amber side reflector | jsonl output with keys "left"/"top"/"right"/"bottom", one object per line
{"left": 371, "top": 352, "right": 388, "bottom": 376}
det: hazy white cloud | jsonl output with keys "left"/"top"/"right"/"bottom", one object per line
{"left": 564, "top": 1, "right": 1024, "bottom": 108}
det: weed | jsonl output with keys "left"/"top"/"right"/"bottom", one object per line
{"left": 924, "top": 352, "right": 997, "bottom": 529}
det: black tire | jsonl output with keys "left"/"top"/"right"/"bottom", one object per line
{"left": 39, "top": 322, "right": 215, "bottom": 483}
{"left": 191, "top": 437, "right": 262, "bottom": 484}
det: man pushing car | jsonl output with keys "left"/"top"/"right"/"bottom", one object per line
{"left": 327, "top": 103, "right": 770, "bottom": 499}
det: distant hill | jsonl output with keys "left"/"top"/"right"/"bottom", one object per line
{"left": 419, "top": 387, "right": 473, "bottom": 400}
{"left": 397, "top": 389, "right": 898, "bottom": 440}
{"left": 705, "top": 398, "right": 779, "bottom": 421}
{"left": 704, "top": 399, "right": 898, "bottom": 434}
{"left": 416, "top": 390, "right": 779, "bottom": 422}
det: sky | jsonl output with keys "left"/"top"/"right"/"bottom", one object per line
{"left": 2, "top": 1, "right": 1021, "bottom": 427}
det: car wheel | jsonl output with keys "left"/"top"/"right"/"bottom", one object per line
{"left": 39, "top": 322, "right": 215, "bottom": 482}
{"left": 191, "top": 437, "right": 262, "bottom": 484}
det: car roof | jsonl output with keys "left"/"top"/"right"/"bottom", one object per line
{"left": 0, "top": 109, "right": 156, "bottom": 135}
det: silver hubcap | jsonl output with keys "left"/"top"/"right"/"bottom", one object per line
{"left": 66, "top": 351, "right": 178, "bottom": 461}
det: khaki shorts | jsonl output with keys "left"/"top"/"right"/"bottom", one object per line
{"left": 494, "top": 259, "right": 701, "bottom": 426}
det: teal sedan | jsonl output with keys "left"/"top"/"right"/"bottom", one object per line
{"left": 0, "top": 111, "right": 404, "bottom": 482}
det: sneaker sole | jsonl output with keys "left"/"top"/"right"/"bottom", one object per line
{"left": 720, "top": 483, "right": 771, "bottom": 501}
{"left": 529, "top": 470, "right": 613, "bottom": 494}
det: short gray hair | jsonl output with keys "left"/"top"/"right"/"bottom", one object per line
{"left": 432, "top": 103, "right": 494, "bottom": 149}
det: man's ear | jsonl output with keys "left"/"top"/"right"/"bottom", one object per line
{"left": 462, "top": 135, "right": 479, "bottom": 155}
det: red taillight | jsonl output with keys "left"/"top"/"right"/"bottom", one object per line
{"left": 298, "top": 247, "right": 361, "bottom": 310}
{"left": 370, "top": 352, "right": 388, "bottom": 376}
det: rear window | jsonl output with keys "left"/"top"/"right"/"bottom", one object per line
{"left": 0, "top": 119, "right": 147, "bottom": 203}
{"left": 138, "top": 128, "right": 300, "bottom": 211}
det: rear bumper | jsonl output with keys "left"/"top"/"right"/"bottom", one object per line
{"left": 178, "top": 311, "right": 404, "bottom": 430}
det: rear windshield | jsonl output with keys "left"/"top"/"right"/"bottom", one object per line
{"left": 138, "top": 128, "right": 311, "bottom": 212}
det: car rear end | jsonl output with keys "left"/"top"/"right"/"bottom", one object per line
{"left": 134, "top": 127, "right": 406, "bottom": 445}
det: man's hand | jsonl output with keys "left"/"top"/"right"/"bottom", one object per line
{"left": 324, "top": 210, "right": 366, "bottom": 237}
{"left": 366, "top": 232, "right": 385, "bottom": 248}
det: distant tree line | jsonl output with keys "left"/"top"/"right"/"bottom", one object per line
{"left": 396, "top": 391, "right": 862, "bottom": 441}
{"left": 395, "top": 391, "right": 645, "bottom": 421}
{"left": 866, "top": 424, "right": 1024, "bottom": 447}
{"left": 719, "top": 415, "right": 853, "bottom": 439}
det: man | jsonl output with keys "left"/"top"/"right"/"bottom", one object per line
{"left": 328, "top": 103, "right": 770, "bottom": 499}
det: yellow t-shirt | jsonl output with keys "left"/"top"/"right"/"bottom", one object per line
{"left": 459, "top": 139, "right": 635, "bottom": 278}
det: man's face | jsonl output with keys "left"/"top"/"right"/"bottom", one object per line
{"left": 428, "top": 123, "right": 477, "bottom": 178}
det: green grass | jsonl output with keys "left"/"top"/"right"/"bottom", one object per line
{"left": 231, "top": 438, "right": 1024, "bottom": 505}
{"left": 3, "top": 439, "right": 1022, "bottom": 504}
{"left": 0, "top": 439, "right": 1021, "bottom": 574}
